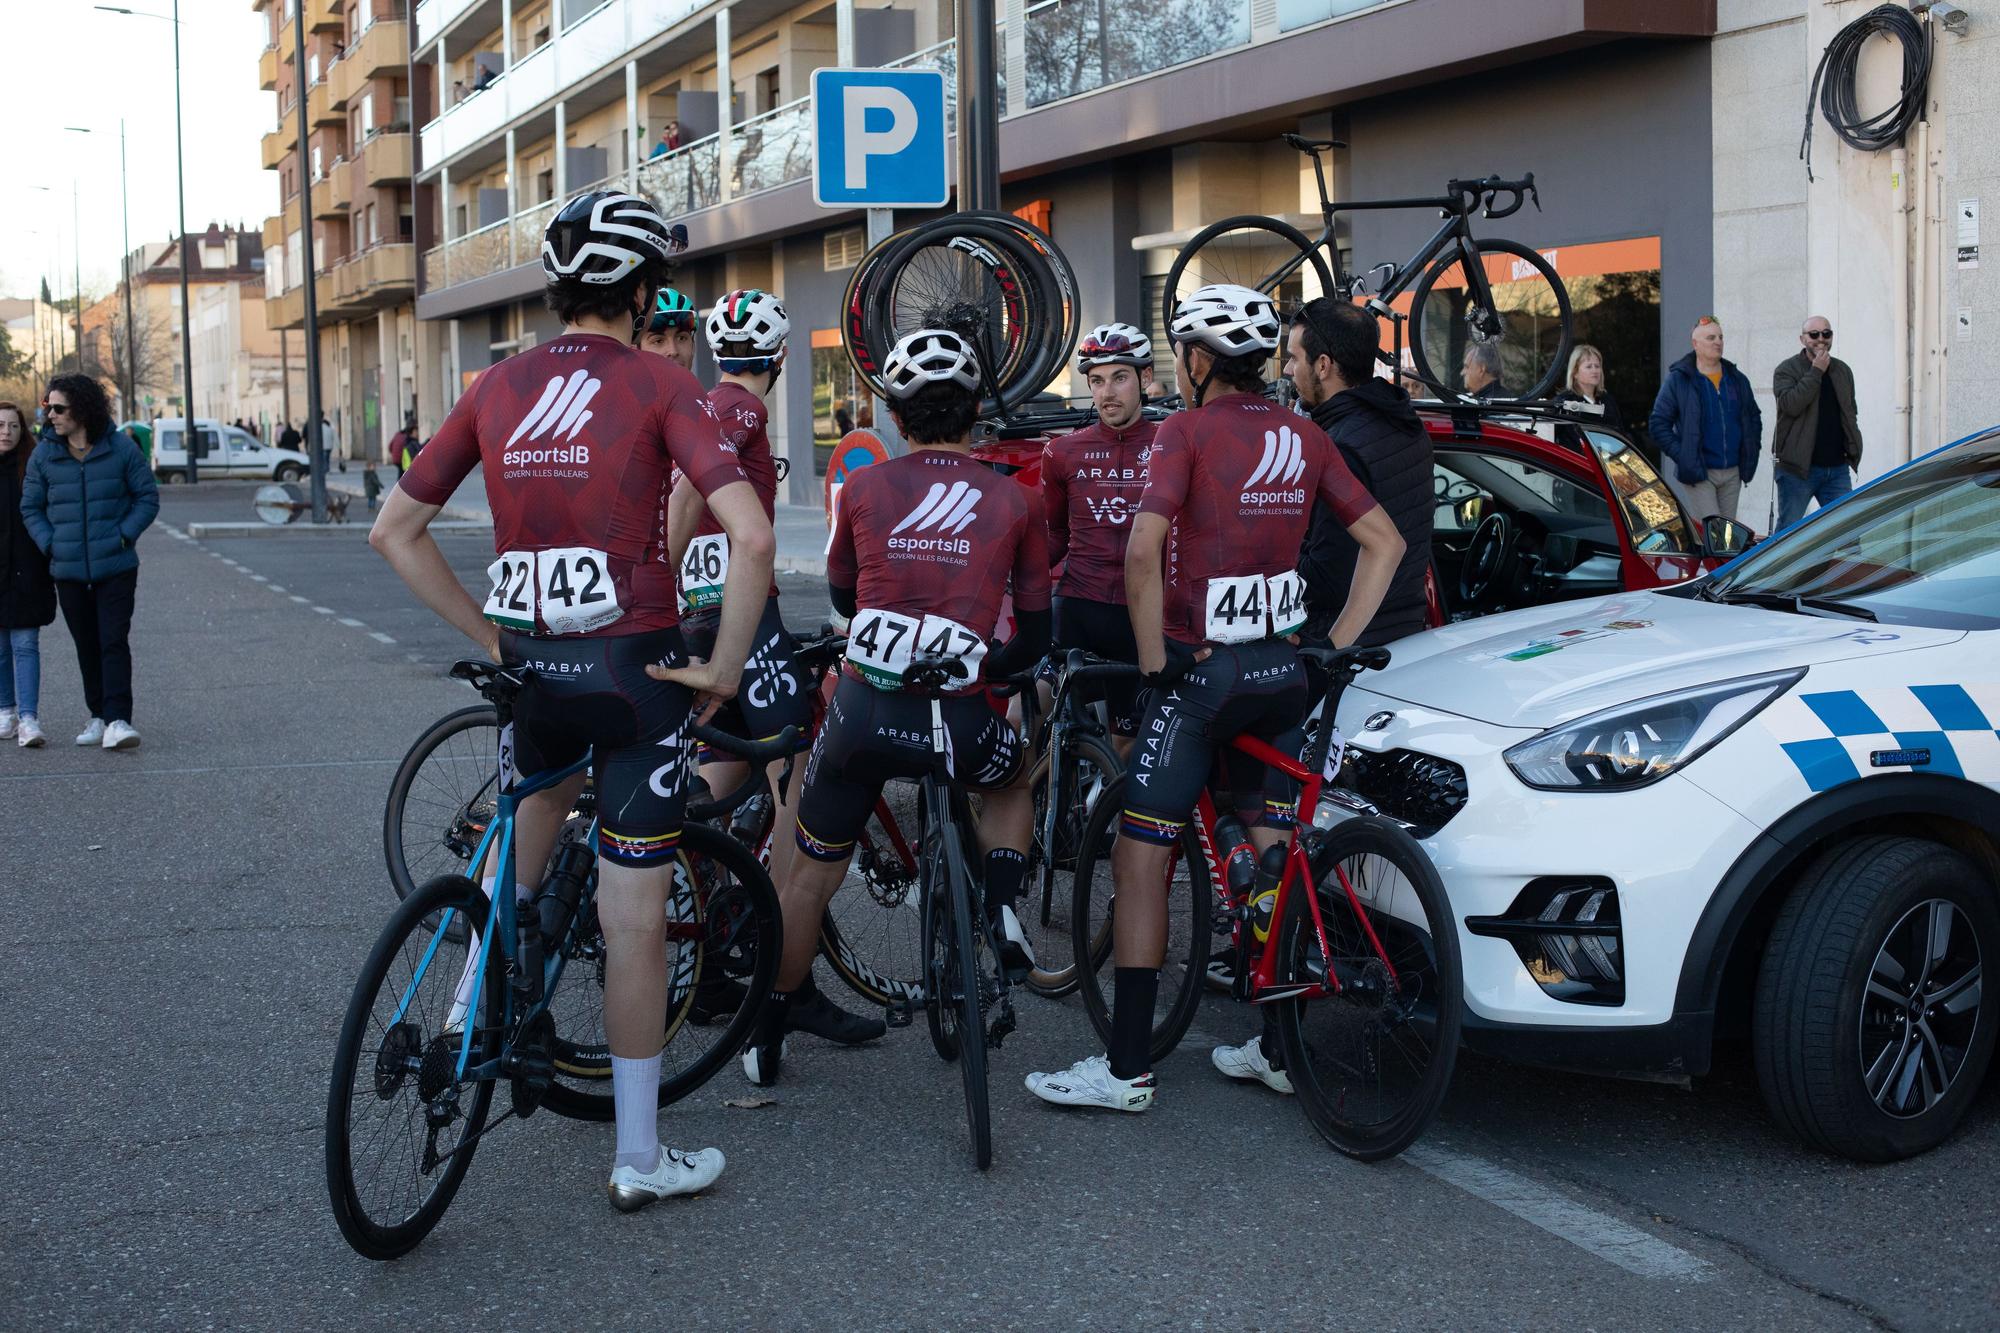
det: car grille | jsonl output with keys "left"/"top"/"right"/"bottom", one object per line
{"left": 1342, "top": 748, "right": 1468, "bottom": 833}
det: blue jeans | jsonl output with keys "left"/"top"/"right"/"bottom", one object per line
{"left": 1776, "top": 464, "right": 1854, "bottom": 529}
{"left": 0, "top": 627, "right": 40, "bottom": 716}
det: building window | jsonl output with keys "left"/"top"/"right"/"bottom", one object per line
{"left": 823, "top": 226, "right": 865, "bottom": 271}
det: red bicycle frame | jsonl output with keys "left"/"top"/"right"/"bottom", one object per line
{"left": 1179, "top": 732, "right": 1400, "bottom": 1003}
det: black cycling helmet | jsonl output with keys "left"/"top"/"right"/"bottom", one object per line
{"left": 541, "top": 190, "right": 686, "bottom": 288}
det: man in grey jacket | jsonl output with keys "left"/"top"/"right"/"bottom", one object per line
{"left": 1771, "top": 315, "right": 1862, "bottom": 529}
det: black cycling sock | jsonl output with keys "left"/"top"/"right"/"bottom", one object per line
{"left": 984, "top": 848, "right": 1028, "bottom": 914}
{"left": 754, "top": 987, "right": 794, "bottom": 1044}
{"left": 1108, "top": 967, "right": 1159, "bottom": 1079}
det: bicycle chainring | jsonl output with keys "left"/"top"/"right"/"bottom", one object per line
{"left": 509, "top": 1009, "right": 557, "bottom": 1118}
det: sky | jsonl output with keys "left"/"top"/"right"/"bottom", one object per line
{"left": 0, "top": 0, "right": 280, "bottom": 304}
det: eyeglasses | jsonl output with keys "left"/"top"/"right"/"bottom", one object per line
{"left": 1805, "top": 329, "right": 1833, "bottom": 340}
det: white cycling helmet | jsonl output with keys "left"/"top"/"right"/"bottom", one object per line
{"left": 540, "top": 190, "right": 685, "bottom": 287}
{"left": 1169, "top": 283, "right": 1281, "bottom": 357}
{"left": 1076, "top": 322, "right": 1153, "bottom": 372}
{"left": 705, "top": 288, "right": 789, "bottom": 356}
{"left": 881, "top": 329, "right": 981, "bottom": 400}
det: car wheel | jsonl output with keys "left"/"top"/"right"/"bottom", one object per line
{"left": 276, "top": 463, "right": 305, "bottom": 482}
{"left": 158, "top": 469, "right": 187, "bottom": 485}
{"left": 1753, "top": 835, "right": 1998, "bottom": 1161}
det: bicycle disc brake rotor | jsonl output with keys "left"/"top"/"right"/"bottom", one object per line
{"left": 861, "top": 841, "right": 914, "bottom": 908}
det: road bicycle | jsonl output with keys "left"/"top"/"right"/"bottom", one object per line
{"left": 1070, "top": 645, "right": 1462, "bottom": 1160}
{"left": 326, "top": 661, "right": 792, "bottom": 1258}
{"left": 1165, "top": 134, "right": 1574, "bottom": 403}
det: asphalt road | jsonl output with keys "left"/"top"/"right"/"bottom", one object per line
{"left": 5, "top": 483, "right": 1996, "bottom": 1330}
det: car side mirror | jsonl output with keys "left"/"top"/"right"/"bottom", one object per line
{"left": 1704, "top": 516, "right": 1754, "bottom": 556}
{"left": 1456, "top": 495, "right": 1487, "bottom": 528}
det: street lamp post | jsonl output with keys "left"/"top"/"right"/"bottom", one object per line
{"left": 96, "top": 3, "right": 199, "bottom": 481}
{"left": 291, "top": 0, "right": 328, "bottom": 523}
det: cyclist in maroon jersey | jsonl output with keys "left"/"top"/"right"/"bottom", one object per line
{"left": 1041, "top": 322, "right": 1157, "bottom": 756}
{"left": 1027, "top": 284, "right": 1406, "bottom": 1114}
{"left": 740, "top": 329, "right": 1052, "bottom": 1086}
{"left": 370, "top": 191, "right": 776, "bottom": 1210}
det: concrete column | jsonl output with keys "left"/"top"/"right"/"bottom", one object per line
{"left": 625, "top": 60, "right": 640, "bottom": 183}
{"left": 554, "top": 100, "right": 568, "bottom": 197}
{"left": 836, "top": 0, "right": 854, "bottom": 65}
{"left": 716, "top": 7, "right": 734, "bottom": 205}
{"left": 505, "top": 127, "right": 519, "bottom": 264}
{"left": 377, "top": 309, "right": 397, "bottom": 465}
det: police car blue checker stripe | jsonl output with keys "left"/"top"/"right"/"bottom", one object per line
{"left": 1759, "top": 684, "right": 2000, "bottom": 792}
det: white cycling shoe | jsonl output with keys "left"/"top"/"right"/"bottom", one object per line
{"left": 990, "top": 903, "right": 1037, "bottom": 973}
{"left": 1024, "top": 1054, "right": 1155, "bottom": 1112}
{"left": 1210, "top": 1036, "right": 1293, "bottom": 1095}
{"left": 607, "top": 1144, "right": 726, "bottom": 1213}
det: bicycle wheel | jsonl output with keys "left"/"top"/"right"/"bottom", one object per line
{"left": 1408, "top": 238, "right": 1573, "bottom": 402}
{"left": 384, "top": 705, "right": 500, "bottom": 902}
{"left": 1164, "top": 215, "right": 1335, "bottom": 347}
{"left": 539, "top": 823, "right": 781, "bottom": 1119}
{"left": 820, "top": 792, "right": 926, "bottom": 1007}
{"left": 325, "top": 874, "right": 501, "bottom": 1259}
{"left": 924, "top": 813, "right": 993, "bottom": 1169}
{"left": 1022, "top": 731, "right": 1123, "bottom": 997}
{"left": 1275, "top": 817, "right": 1462, "bottom": 1161}
{"left": 870, "top": 225, "right": 1036, "bottom": 409}
{"left": 1070, "top": 775, "right": 1212, "bottom": 1065}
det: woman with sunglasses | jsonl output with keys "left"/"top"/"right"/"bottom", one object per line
{"left": 20, "top": 375, "right": 159, "bottom": 750}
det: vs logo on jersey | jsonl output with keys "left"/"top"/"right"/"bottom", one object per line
{"left": 1084, "top": 496, "right": 1131, "bottom": 525}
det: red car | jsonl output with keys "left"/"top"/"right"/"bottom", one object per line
{"left": 957, "top": 404, "right": 1753, "bottom": 628}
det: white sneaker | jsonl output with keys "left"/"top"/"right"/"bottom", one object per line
{"left": 1024, "top": 1054, "right": 1156, "bottom": 1112}
{"left": 990, "top": 903, "right": 1037, "bottom": 972}
{"left": 1211, "top": 1036, "right": 1293, "bottom": 1095}
{"left": 102, "top": 721, "right": 141, "bottom": 750}
{"left": 75, "top": 718, "right": 106, "bottom": 746}
{"left": 16, "top": 716, "right": 44, "bottom": 748}
{"left": 606, "top": 1144, "right": 725, "bottom": 1213}
{"left": 0, "top": 708, "right": 15, "bottom": 739}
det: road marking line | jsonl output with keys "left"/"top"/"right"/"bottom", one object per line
{"left": 313, "top": 606, "right": 335, "bottom": 615}
{"left": 338, "top": 617, "right": 365, "bottom": 627}
{"left": 1404, "top": 1145, "right": 1713, "bottom": 1282}
{"left": 0, "top": 756, "right": 403, "bottom": 783}
{"left": 369, "top": 631, "right": 397, "bottom": 644}
{"left": 289, "top": 595, "right": 309, "bottom": 603}
{"left": 249, "top": 574, "right": 268, "bottom": 582}
{"left": 267, "top": 585, "right": 285, "bottom": 593}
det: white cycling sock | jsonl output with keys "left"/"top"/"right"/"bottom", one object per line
{"left": 446, "top": 880, "right": 533, "bottom": 1029}
{"left": 611, "top": 1054, "right": 663, "bottom": 1174}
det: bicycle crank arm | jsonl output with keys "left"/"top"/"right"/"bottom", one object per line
{"left": 986, "top": 998, "right": 1017, "bottom": 1050}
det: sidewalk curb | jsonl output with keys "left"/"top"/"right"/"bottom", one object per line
{"left": 187, "top": 519, "right": 494, "bottom": 538}
{"left": 325, "top": 475, "right": 487, "bottom": 524}
{"left": 776, "top": 553, "right": 827, "bottom": 577}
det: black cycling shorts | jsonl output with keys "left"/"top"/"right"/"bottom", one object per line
{"left": 794, "top": 673, "right": 1024, "bottom": 863}
{"left": 1052, "top": 595, "right": 1141, "bottom": 736}
{"left": 499, "top": 627, "right": 692, "bottom": 868}
{"left": 1121, "top": 639, "right": 1308, "bottom": 845}
{"left": 679, "top": 594, "right": 814, "bottom": 756}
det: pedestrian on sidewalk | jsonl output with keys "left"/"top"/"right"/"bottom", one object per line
{"left": 1771, "top": 315, "right": 1861, "bottom": 528}
{"left": 388, "top": 409, "right": 416, "bottom": 478}
{"left": 21, "top": 374, "right": 159, "bottom": 751}
{"left": 278, "top": 419, "right": 303, "bottom": 454}
{"left": 0, "top": 402, "right": 55, "bottom": 748}
{"left": 1649, "top": 316, "right": 1762, "bottom": 522}
{"left": 322, "top": 412, "right": 346, "bottom": 473}
{"left": 1555, "top": 343, "right": 1626, "bottom": 433}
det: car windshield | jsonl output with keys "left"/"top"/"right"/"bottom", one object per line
{"left": 1707, "top": 433, "right": 2000, "bottom": 629}
{"left": 1586, "top": 430, "right": 1697, "bottom": 555}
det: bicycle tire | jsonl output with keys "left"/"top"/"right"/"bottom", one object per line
{"left": 1164, "top": 215, "right": 1335, "bottom": 347}
{"left": 1022, "top": 730, "right": 1123, "bottom": 998}
{"left": 325, "top": 874, "right": 501, "bottom": 1259}
{"left": 1069, "top": 774, "right": 1212, "bottom": 1066}
{"left": 539, "top": 822, "right": 781, "bottom": 1119}
{"left": 867, "top": 221, "right": 1041, "bottom": 413}
{"left": 962, "top": 211, "right": 1081, "bottom": 399}
{"left": 937, "top": 814, "right": 993, "bottom": 1170}
{"left": 1407, "top": 237, "right": 1573, "bottom": 403}
{"left": 922, "top": 800, "right": 961, "bottom": 1063}
{"left": 1275, "top": 817, "right": 1462, "bottom": 1161}
{"left": 383, "top": 704, "right": 501, "bottom": 903}
{"left": 819, "top": 799, "right": 925, "bottom": 1008}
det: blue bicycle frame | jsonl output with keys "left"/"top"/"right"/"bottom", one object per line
{"left": 389, "top": 748, "right": 596, "bottom": 1079}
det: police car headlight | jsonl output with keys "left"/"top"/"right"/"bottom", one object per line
{"left": 1503, "top": 669, "right": 1805, "bottom": 792}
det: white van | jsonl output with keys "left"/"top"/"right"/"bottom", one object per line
{"left": 152, "top": 418, "right": 310, "bottom": 483}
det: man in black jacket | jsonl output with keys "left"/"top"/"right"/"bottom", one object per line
{"left": 1285, "top": 299, "right": 1435, "bottom": 649}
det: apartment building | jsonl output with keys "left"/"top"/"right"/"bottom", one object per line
{"left": 256, "top": 0, "right": 421, "bottom": 464}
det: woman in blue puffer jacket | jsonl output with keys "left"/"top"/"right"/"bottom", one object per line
{"left": 21, "top": 374, "right": 159, "bottom": 750}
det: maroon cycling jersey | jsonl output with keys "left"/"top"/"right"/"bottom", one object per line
{"left": 403, "top": 332, "right": 748, "bottom": 635}
{"left": 1042, "top": 418, "right": 1156, "bottom": 605}
{"left": 690, "top": 381, "right": 779, "bottom": 599}
{"left": 1138, "top": 394, "right": 1375, "bottom": 646}
{"left": 826, "top": 449, "right": 1051, "bottom": 686}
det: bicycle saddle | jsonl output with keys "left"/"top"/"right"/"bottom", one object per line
{"left": 450, "top": 659, "right": 531, "bottom": 703}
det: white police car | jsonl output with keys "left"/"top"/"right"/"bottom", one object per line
{"left": 1331, "top": 427, "right": 2000, "bottom": 1160}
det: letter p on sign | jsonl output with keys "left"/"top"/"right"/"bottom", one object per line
{"left": 812, "top": 68, "right": 949, "bottom": 209}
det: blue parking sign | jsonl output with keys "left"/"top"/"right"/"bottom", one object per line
{"left": 811, "top": 68, "right": 950, "bottom": 209}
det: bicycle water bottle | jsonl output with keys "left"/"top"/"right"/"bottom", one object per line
{"left": 731, "top": 791, "right": 775, "bottom": 847}
{"left": 513, "top": 894, "right": 544, "bottom": 1005}
{"left": 537, "top": 841, "right": 594, "bottom": 947}
{"left": 1250, "top": 842, "right": 1288, "bottom": 944}
{"left": 1212, "top": 814, "right": 1259, "bottom": 903}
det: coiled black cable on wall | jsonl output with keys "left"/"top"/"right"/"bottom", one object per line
{"left": 1800, "top": 3, "right": 1933, "bottom": 181}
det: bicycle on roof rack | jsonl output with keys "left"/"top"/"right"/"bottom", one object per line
{"left": 1164, "top": 134, "right": 1575, "bottom": 404}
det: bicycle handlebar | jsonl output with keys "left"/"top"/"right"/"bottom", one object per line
{"left": 1446, "top": 173, "right": 1539, "bottom": 220}
{"left": 688, "top": 723, "right": 799, "bottom": 763}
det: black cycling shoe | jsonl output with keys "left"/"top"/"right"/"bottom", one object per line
{"left": 784, "top": 983, "right": 887, "bottom": 1046}
{"left": 690, "top": 976, "right": 749, "bottom": 1025}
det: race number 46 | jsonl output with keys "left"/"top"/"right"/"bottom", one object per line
{"left": 680, "top": 534, "right": 729, "bottom": 611}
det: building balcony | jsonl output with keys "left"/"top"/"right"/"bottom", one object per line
{"left": 361, "top": 130, "right": 414, "bottom": 186}
{"left": 358, "top": 18, "right": 410, "bottom": 79}
{"left": 261, "top": 125, "right": 295, "bottom": 171}
{"left": 327, "top": 52, "right": 360, "bottom": 109}
{"left": 306, "top": 0, "right": 344, "bottom": 33}
{"left": 308, "top": 78, "right": 341, "bottom": 127}
{"left": 259, "top": 44, "right": 279, "bottom": 91}
{"left": 318, "top": 159, "right": 354, "bottom": 216}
